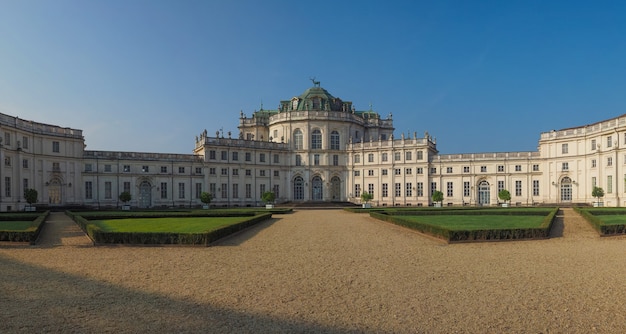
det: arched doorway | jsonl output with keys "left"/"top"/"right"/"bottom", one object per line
{"left": 293, "top": 176, "right": 304, "bottom": 200}
{"left": 330, "top": 176, "right": 341, "bottom": 201}
{"left": 312, "top": 176, "right": 323, "bottom": 201}
{"left": 48, "top": 179, "right": 62, "bottom": 204}
{"left": 478, "top": 180, "right": 490, "bottom": 206}
{"left": 138, "top": 181, "right": 152, "bottom": 208}
{"left": 561, "top": 177, "right": 572, "bottom": 202}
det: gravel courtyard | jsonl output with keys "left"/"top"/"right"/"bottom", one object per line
{"left": 1, "top": 209, "right": 626, "bottom": 333}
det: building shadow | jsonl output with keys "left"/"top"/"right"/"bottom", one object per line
{"left": 549, "top": 209, "right": 564, "bottom": 238}
{"left": 0, "top": 254, "right": 358, "bottom": 333}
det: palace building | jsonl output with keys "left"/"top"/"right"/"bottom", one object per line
{"left": 1, "top": 82, "right": 626, "bottom": 210}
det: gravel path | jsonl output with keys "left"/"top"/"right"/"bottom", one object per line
{"left": 1, "top": 208, "right": 626, "bottom": 333}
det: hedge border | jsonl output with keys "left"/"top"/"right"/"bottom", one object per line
{"left": 67, "top": 211, "right": 272, "bottom": 246}
{"left": 369, "top": 208, "right": 558, "bottom": 243}
{"left": 0, "top": 211, "right": 50, "bottom": 244}
{"left": 573, "top": 208, "right": 626, "bottom": 236}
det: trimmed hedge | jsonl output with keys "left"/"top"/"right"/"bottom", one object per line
{"left": 574, "top": 208, "right": 626, "bottom": 236}
{"left": 370, "top": 208, "right": 558, "bottom": 243}
{"left": 0, "top": 211, "right": 49, "bottom": 244}
{"left": 67, "top": 211, "right": 272, "bottom": 246}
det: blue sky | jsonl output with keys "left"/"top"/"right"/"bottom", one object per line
{"left": 1, "top": 1, "right": 626, "bottom": 154}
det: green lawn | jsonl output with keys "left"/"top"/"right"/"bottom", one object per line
{"left": 399, "top": 215, "right": 546, "bottom": 230}
{"left": 594, "top": 215, "right": 626, "bottom": 226}
{"left": 0, "top": 221, "right": 38, "bottom": 231}
{"left": 90, "top": 216, "right": 253, "bottom": 233}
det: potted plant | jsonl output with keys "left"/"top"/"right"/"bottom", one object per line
{"left": 361, "top": 192, "right": 374, "bottom": 208}
{"left": 592, "top": 186, "right": 604, "bottom": 207}
{"left": 261, "top": 191, "right": 276, "bottom": 209}
{"left": 24, "top": 188, "right": 38, "bottom": 212}
{"left": 200, "top": 191, "right": 212, "bottom": 209}
{"left": 431, "top": 190, "right": 444, "bottom": 207}
{"left": 498, "top": 189, "right": 511, "bottom": 207}
{"left": 119, "top": 191, "right": 132, "bottom": 210}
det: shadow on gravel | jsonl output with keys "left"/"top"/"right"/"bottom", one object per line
{"left": 549, "top": 209, "right": 564, "bottom": 238}
{"left": 212, "top": 217, "right": 281, "bottom": 247}
{"left": 0, "top": 254, "right": 355, "bottom": 333}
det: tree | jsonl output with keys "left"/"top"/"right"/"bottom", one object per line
{"left": 431, "top": 190, "right": 444, "bottom": 206}
{"left": 592, "top": 186, "right": 605, "bottom": 204}
{"left": 119, "top": 191, "right": 131, "bottom": 204}
{"left": 261, "top": 191, "right": 276, "bottom": 204}
{"left": 200, "top": 192, "right": 213, "bottom": 205}
{"left": 498, "top": 189, "right": 511, "bottom": 204}
{"left": 24, "top": 188, "right": 38, "bottom": 206}
{"left": 361, "top": 192, "right": 374, "bottom": 203}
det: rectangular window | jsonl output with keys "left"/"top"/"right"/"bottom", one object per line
{"left": 394, "top": 152, "right": 401, "bottom": 161}
{"left": 195, "top": 167, "right": 202, "bottom": 174}
{"left": 260, "top": 153, "right": 266, "bottom": 162}
{"left": 314, "top": 154, "right": 320, "bottom": 166}
{"left": 209, "top": 150, "right": 216, "bottom": 159}
{"left": 591, "top": 177, "right": 596, "bottom": 188}
{"left": 498, "top": 180, "right": 504, "bottom": 193}
{"left": 607, "top": 175, "right": 613, "bottom": 193}
{"left": 355, "top": 184, "right": 361, "bottom": 197}
{"left": 368, "top": 170, "right": 374, "bottom": 176}
{"left": 354, "top": 170, "right": 360, "bottom": 176}
{"left": 515, "top": 165, "right": 522, "bottom": 172}
{"left": 221, "top": 183, "right": 228, "bottom": 198}
{"left": 274, "top": 170, "right": 279, "bottom": 177}
{"left": 608, "top": 157, "right": 613, "bottom": 166}
{"left": 232, "top": 152, "right": 239, "bottom": 161}
{"left": 245, "top": 152, "right": 251, "bottom": 161}
{"left": 405, "top": 168, "right": 412, "bottom": 175}
{"left": 562, "top": 162, "right": 569, "bottom": 171}
{"left": 245, "top": 169, "right": 251, "bottom": 176}
{"left": 417, "top": 151, "right": 423, "bottom": 160}
{"left": 562, "top": 143, "right": 568, "bottom": 154}
{"left": 195, "top": 183, "right": 202, "bottom": 199}
{"left": 3, "top": 133, "right": 10, "bottom": 146}
{"left": 416, "top": 168, "right": 423, "bottom": 174}
{"left": 533, "top": 180, "right": 540, "bottom": 196}
{"left": 221, "top": 151, "right": 227, "bottom": 160}
{"left": 497, "top": 165, "right": 504, "bottom": 172}
{"left": 406, "top": 183, "right": 413, "bottom": 197}
{"left": 124, "top": 165, "right": 131, "bottom": 172}
{"left": 159, "top": 166, "right": 167, "bottom": 173}
{"left": 53, "top": 162, "right": 60, "bottom": 172}
{"left": 273, "top": 154, "right": 279, "bottom": 163}
{"left": 368, "top": 153, "right": 374, "bottom": 162}
{"left": 178, "top": 183, "right": 185, "bottom": 199}
{"left": 481, "top": 166, "right": 487, "bottom": 172}
{"left": 447, "top": 182, "right": 453, "bottom": 197}
{"left": 221, "top": 168, "right": 228, "bottom": 175}
{"left": 405, "top": 151, "right": 412, "bottom": 161}
{"left": 52, "top": 141, "right": 60, "bottom": 153}
{"left": 381, "top": 153, "right": 388, "bottom": 162}
{"left": 591, "top": 139, "right": 596, "bottom": 150}
{"left": 123, "top": 182, "right": 131, "bottom": 193}
{"left": 232, "top": 184, "right": 239, "bottom": 199}
{"left": 245, "top": 184, "right": 252, "bottom": 198}
{"left": 104, "top": 181, "right": 112, "bottom": 199}
{"left": 22, "top": 136, "right": 28, "bottom": 149}
{"left": 4, "top": 157, "right": 10, "bottom": 167}
{"left": 430, "top": 182, "right": 437, "bottom": 197}
{"left": 161, "top": 182, "right": 168, "bottom": 199}
{"left": 259, "top": 184, "right": 266, "bottom": 196}
{"left": 395, "top": 168, "right": 401, "bottom": 175}
{"left": 447, "top": 167, "right": 453, "bottom": 173}
{"left": 607, "top": 136, "right": 613, "bottom": 148}
{"left": 368, "top": 184, "right": 375, "bottom": 196}
{"left": 382, "top": 169, "right": 388, "bottom": 176}
{"left": 273, "top": 184, "right": 280, "bottom": 198}
{"left": 259, "top": 170, "right": 266, "bottom": 176}
{"left": 515, "top": 180, "right": 522, "bottom": 196}
{"left": 394, "top": 183, "right": 402, "bottom": 197}
{"left": 417, "top": 182, "right": 424, "bottom": 197}
{"left": 354, "top": 155, "right": 360, "bottom": 163}
{"left": 179, "top": 166, "right": 185, "bottom": 174}
{"left": 533, "top": 164, "right": 539, "bottom": 171}
{"left": 233, "top": 168, "right": 239, "bottom": 176}
{"left": 209, "top": 183, "right": 216, "bottom": 198}
{"left": 85, "top": 164, "right": 93, "bottom": 172}
{"left": 23, "top": 178, "right": 28, "bottom": 192}
{"left": 463, "top": 166, "right": 470, "bottom": 173}
{"left": 463, "top": 182, "right": 470, "bottom": 197}
{"left": 333, "top": 155, "right": 339, "bottom": 166}
{"left": 104, "top": 164, "right": 111, "bottom": 172}
{"left": 382, "top": 183, "right": 388, "bottom": 197}
{"left": 430, "top": 167, "right": 437, "bottom": 174}
{"left": 142, "top": 165, "right": 149, "bottom": 173}
{"left": 209, "top": 168, "right": 216, "bottom": 175}
{"left": 85, "top": 181, "right": 93, "bottom": 199}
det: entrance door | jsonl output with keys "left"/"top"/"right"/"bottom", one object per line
{"left": 48, "top": 179, "right": 61, "bottom": 204}
{"left": 138, "top": 181, "right": 151, "bottom": 208}
{"left": 293, "top": 176, "right": 304, "bottom": 200}
{"left": 478, "top": 181, "right": 490, "bottom": 206}
{"left": 330, "top": 176, "right": 341, "bottom": 201}
{"left": 312, "top": 176, "right": 323, "bottom": 201}
{"left": 561, "top": 177, "right": 572, "bottom": 202}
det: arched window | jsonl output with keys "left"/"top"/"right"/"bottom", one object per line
{"left": 330, "top": 131, "right": 340, "bottom": 150}
{"left": 293, "top": 129, "right": 303, "bottom": 150}
{"left": 294, "top": 176, "right": 304, "bottom": 200}
{"left": 311, "top": 129, "right": 322, "bottom": 149}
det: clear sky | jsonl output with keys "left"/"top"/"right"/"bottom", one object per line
{"left": 2, "top": 1, "right": 626, "bottom": 154}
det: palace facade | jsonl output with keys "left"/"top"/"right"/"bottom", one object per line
{"left": 2, "top": 83, "right": 626, "bottom": 211}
